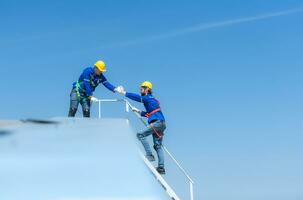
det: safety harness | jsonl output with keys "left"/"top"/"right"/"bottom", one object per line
{"left": 145, "top": 108, "right": 161, "bottom": 118}
{"left": 144, "top": 98, "right": 164, "bottom": 138}
{"left": 150, "top": 122, "right": 164, "bottom": 139}
{"left": 144, "top": 98, "right": 161, "bottom": 118}
{"left": 75, "top": 74, "right": 99, "bottom": 99}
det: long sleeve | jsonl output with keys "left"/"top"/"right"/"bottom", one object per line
{"left": 140, "top": 111, "right": 147, "bottom": 117}
{"left": 125, "top": 92, "right": 143, "bottom": 103}
{"left": 100, "top": 74, "right": 116, "bottom": 92}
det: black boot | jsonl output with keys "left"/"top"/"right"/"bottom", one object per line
{"left": 83, "top": 109, "right": 90, "bottom": 118}
{"left": 156, "top": 166, "right": 165, "bottom": 175}
{"left": 146, "top": 154, "right": 155, "bottom": 162}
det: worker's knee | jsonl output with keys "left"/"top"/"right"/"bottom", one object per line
{"left": 70, "top": 90, "right": 78, "bottom": 101}
{"left": 68, "top": 108, "right": 77, "bottom": 117}
{"left": 153, "top": 144, "right": 161, "bottom": 151}
{"left": 83, "top": 109, "right": 90, "bottom": 118}
{"left": 137, "top": 133, "right": 145, "bottom": 140}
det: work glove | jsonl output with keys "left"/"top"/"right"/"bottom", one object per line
{"left": 90, "top": 96, "right": 99, "bottom": 102}
{"left": 115, "top": 86, "right": 126, "bottom": 95}
{"left": 132, "top": 107, "right": 141, "bottom": 114}
{"left": 114, "top": 87, "right": 119, "bottom": 93}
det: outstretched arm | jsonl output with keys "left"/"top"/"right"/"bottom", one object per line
{"left": 115, "top": 86, "right": 144, "bottom": 103}
{"left": 115, "top": 87, "right": 147, "bottom": 115}
{"left": 125, "top": 92, "right": 143, "bottom": 103}
{"left": 101, "top": 74, "right": 116, "bottom": 92}
{"left": 128, "top": 95, "right": 148, "bottom": 117}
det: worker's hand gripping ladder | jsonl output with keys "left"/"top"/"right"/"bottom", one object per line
{"left": 95, "top": 98, "right": 195, "bottom": 200}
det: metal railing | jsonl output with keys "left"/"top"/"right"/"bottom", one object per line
{"left": 94, "top": 98, "right": 194, "bottom": 200}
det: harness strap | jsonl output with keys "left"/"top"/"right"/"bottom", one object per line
{"left": 75, "top": 81, "right": 89, "bottom": 99}
{"left": 150, "top": 123, "right": 163, "bottom": 139}
{"left": 145, "top": 108, "right": 161, "bottom": 118}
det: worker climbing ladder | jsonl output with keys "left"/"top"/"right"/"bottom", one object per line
{"left": 92, "top": 98, "right": 195, "bottom": 200}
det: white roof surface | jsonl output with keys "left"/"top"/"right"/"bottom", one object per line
{"left": 0, "top": 118, "right": 169, "bottom": 200}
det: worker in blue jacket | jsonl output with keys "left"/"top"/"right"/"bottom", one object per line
{"left": 68, "top": 60, "right": 118, "bottom": 117}
{"left": 116, "top": 81, "right": 166, "bottom": 174}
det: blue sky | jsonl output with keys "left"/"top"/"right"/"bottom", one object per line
{"left": 1, "top": 0, "right": 303, "bottom": 199}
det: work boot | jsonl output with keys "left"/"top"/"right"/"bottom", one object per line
{"left": 156, "top": 166, "right": 166, "bottom": 175}
{"left": 146, "top": 154, "right": 155, "bottom": 162}
{"left": 83, "top": 109, "right": 90, "bottom": 118}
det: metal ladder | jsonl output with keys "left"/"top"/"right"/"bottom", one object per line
{"left": 94, "top": 98, "right": 194, "bottom": 200}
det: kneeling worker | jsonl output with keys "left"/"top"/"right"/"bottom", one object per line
{"left": 68, "top": 60, "right": 118, "bottom": 117}
{"left": 116, "top": 81, "right": 166, "bottom": 174}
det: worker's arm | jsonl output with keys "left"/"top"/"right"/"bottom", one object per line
{"left": 100, "top": 74, "right": 116, "bottom": 92}
{"left": 125, "top": 92, "right": 143, "bottom": 103}
{"left": 139, "top": 97, "right": 149, "bottom": 117}
{"left": 125, "top": 93, "right": 150, "bottom": 117}
{"left": 123, "top": 91, "right": 148, "bottom": 116}
{"left": 140, "top": 110, "right": 147, "bottom": 117}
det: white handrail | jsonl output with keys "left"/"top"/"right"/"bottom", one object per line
{"left": 96, "top": 99, "right": 129, "bottom": 119}
{"left": 140, "top": 151, "right": 181, "bottom": 200}
{"left": 95, "top": 98, "right": 194, "bottom": 200}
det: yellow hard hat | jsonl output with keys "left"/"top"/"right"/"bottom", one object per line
{"left": 94, "top": 60, "right": 106, "bottom": 72}
{"left": 141, "top": 81, "right": 153, "bottom": 90}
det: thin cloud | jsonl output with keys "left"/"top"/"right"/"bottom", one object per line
{"left": 107, "top": 7, "right": 303, "bottom": 48}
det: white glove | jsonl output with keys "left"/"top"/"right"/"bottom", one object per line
{"left": 132, "top": 107, "right": 141, "bottom": 114}
{"left": 114, "top": 87, "right": 119, "bottom": 93}
{"left": 90, "top": 96, "right": 99, "bottom": 102}
{"left": 115, "top": 86, "right": 126, "bottom": 95}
